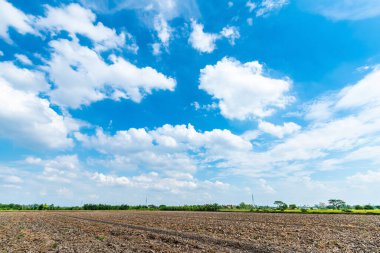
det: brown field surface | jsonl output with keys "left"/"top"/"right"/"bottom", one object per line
{"left": 1, "top": 211, "right": 380, "bottom": 252}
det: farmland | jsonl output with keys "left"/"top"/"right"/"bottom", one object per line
{"left": 1, "top": 211, "right": 380, "bottom": 252}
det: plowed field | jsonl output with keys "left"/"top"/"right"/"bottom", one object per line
{"left": 1, "top": 211, "right": 379, "bottom": 252}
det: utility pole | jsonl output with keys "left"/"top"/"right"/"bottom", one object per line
{"left": 251, "top": 193, "right": 255, "bottom": 208}
{"left": 145, "top": 196, "right": 148, "bottom": 207}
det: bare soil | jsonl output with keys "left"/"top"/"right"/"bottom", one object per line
{"left": 0, "top": 211, "right": 379, "bottom": 252}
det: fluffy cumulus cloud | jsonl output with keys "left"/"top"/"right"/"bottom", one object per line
{"left": 165, "top": 66, "right": 380, "bottom": 188}
{"left": 2, "top": 0, "right": 380, "bottom": 205}
{"left": 189, "top": 20, "right": 240, "bottom": 53}
{"left": 22, "top": 152, "right": 229, "bottom": 195}
{"left": 26, "top": 155, "right": 81, "bottom": 183}
{"left": 199, "top": 57, "right": 293, "bottom": 120}
{"left": 151, "top": 14, "right": 173, "bottom": 55}
{"left": 188, "top": 20, "right": 219, "bottom": 53}
{"left": 76, "top": 124, "right": 252, "bottom": 158}
{"left": 0, "top": 61, "right": 49, "bottom": 93}
{"left": 91, "top": 172, "right": 228, "bottom": 193}
{"left": 258, "top": 120, "right": 301, "bottom": 138}
{"left": 220, "top": 26, "right": 240, "bottom": 45}
{"left": 298, "top": 0, "right": 380, "bottom": 21}
{"left": 47, "top": 38, "right": 176, "bottom": 108}
{"left": 75, "top": 124, "right": 254, "bottom": 180}
{"left": 81, "top": 0, "right": 199, "bottom": 54}
{"left": 240, "top": 66, "right": 380, "bottom": 180}
{"left": 0, "top": 2, "right": 175, "bottom": 109}
{"left": 72, "top": 124, "right": 253, "bottom": 193}
{"left": 1, "top": 153, "right": 232, "bottom": 204}
{"left": 0, "top": 166, "right": 25, "bottom": 189}
{"left": 36, "top": 3, "right": 128, "bottom": 51}
{"left": 0, "top": 77, "right": 79, "bottom": 149}
{"left": 0, "top": 0, "right": 35, "bottom": 42}
{"left": 0, "top": 2, "right": 177, "bottom": 152}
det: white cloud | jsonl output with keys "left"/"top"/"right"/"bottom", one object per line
{"left": 0, "top": 51, "right": 3, "bottom": 56}
{"left": 0, "top": 61, "right": 50, "bottom": 93}
{"left": 247, "top": 67, "right": 380, "bottom": 177}
{"left": 189, "top": 21, "right": 240, "bottom": 53}
{"left": 336, "top": 66, "right": 380, "bottom": 109}
{"left": 347, "top": 146, "right": 380, "bottom": 164}
{"left": 298, "top": 0, "right": 380, "bottom": 21}
{"left": 191, "top": 101, "right": 218, "bottom": 111}
{"left": 241, "top": 130, "right": 260, "bottom": 141}
{"left": 192, "top": 65, "right": 380, "bottom": 184}
{"left": 14, "top": 54, "right": 32, "bottom": 65}
{"left": 2, "top": 175, "right": 23, "bottom": 184}
{"left": 287, "top": 175, "right": 329, "bottom": 191}
{"left": 188, "top": 20, "right": 219, "bottom": 53}
{"left": 259, "top": 178, "right": 276, "bottom": 193}
{"left": 0, "top": 77, "right": 78, "bottom": 149}
{"left": 81, "top": 0, "right": 199, "bottom": 54}
{"left": 89, "top": 153, "right": 198, "bottom": 173}
{"left": 57, "top": 187, "right": 73, "bottom": 197}
{"left": 347, "top": 170, "right": 380, "bottom": 184}
{"left": 0, "top": 166, "right": 26, "bottom": 189}
{"left": 246, "top": 1, "right": 257, "bottom": 12}
{"left": 265, "top": 114, "right": 380, "bottom": 163}
{"left": 305, "top": 66, "right": 380, "bottom": 123}
{"left": 80, "top": 0, "right": 199, "bottom": 21}
{"left": 220, "top": 26, "right": 240, "bottom": 45}
{"left": 36, "top": 3, "right": 127, "bottom": 51}
{"left": 77, "top": 124, "right": 252, "bottom": 155}
{"left": 0, "top": 0, "right": 35, "bottom": 42}
{"left": 247, "top": 18, "right": 254, "bottom": 26}
{"left": 256, "top": 0, "right": 289, "bottom": 17}
{"left": 304, "top": 97, "right": 335, "bottom": 122}
{"left": 76, "top": 124, "right": 253, "bottom": 177}
{"left": 153, "top": 14, "right": 172, "bottom": 49}
{"left": 47, "top": 38, "right": 176, "bottom": 108}
{"left": 258, "top": 120, "right": 301, "bottom": 138}
{"left": 91, "top": 171, "right": 229, "bottom": 192}
{"left": 27, "top": 155, "right": 81, "bottom": 183}
{"left": 319, "top": 144, "right": 380, "bottom": 171}
{"left": 152, "top": 42, "right": 162, "bottom": 55}
{"left": 199, "top": 57, "right": 294, "bottom": 120}
{"left": 192, "top": 101, "right": 201, "bottom": 110}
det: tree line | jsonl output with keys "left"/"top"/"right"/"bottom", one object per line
{"left": 0, "top": 200, "right": 378, "bottom": 211}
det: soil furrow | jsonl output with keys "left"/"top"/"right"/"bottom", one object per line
{"left": 56, "top": 213, "right": 272, "bottom": 253}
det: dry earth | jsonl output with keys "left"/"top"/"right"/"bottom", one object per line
{"left": 0, "top": 211, "right": 379, "bottom": 252}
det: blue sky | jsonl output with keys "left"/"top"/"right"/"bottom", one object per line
{"left": 1, "top": 0, "right": 380, "bottom": 206}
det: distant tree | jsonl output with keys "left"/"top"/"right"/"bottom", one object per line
{"left": 328, "top": 199, "right": 346, "bottom": 209}
{"left": 364, "top": 204, "right": 374, "bottom": 210}
{"left": 289, "top": 204, "right": 297, "bottom": 210}
{"left": 274, "top": 201, "right": 288, "bottom": 210}
{"left": 238, "top": 202, "right": 252, "bottom": 209}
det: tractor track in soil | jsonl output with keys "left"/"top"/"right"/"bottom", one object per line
{"left": 83, "top": 212, "right": 380, "bottom": 232}
{"left": 55, "top": 213, "right": 272, "bottom": 253}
